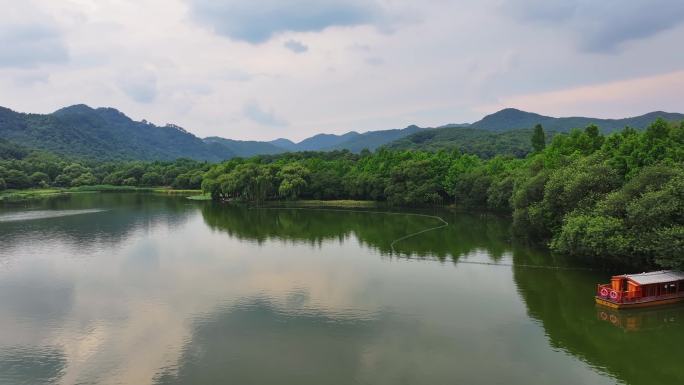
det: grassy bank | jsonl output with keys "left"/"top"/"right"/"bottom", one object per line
{"left": 0, "top": 185, "right": 203, "bottom": 203}
{"left": 0, "top": 189, "right": 70, "bottom": 202}
{"left": 186, "top": 193, "right": 212, "bottom": 201}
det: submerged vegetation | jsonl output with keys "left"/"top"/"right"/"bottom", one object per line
{"left": 2, "top": 118, "right": 683, "bottom": 269}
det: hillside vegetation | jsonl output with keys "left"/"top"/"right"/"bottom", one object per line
{"left": 0, "top": 141, "right": 210, "bottom": 191}
{"left": 384, "top": 127, "right": 535, "bottom": 158}
{"left": 0, "top": 105, "right": 234, "bottom": 161}
{"left": 203, "top": 137, "right": 286, "bottom": 157}
{"left": 2, "top": 104, "right": 681, "bottom": 161}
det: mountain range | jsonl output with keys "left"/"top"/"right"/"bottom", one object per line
{"left": 468, "top": 108, "right": 684, "bottom": 132}
{"left": 0, "top": 104, "right": 682, "bottom": 161}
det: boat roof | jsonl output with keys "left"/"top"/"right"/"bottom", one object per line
{"left": 620, "top": 270, "right": 684, "bottom": 285}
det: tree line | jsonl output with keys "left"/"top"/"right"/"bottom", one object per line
{"left": 2, "top": 119, "right": 682, "bottom": 268}
{"left": 201, "top": 119, "right": 684, "bottom": 269}
{"left": 0, "top": 140, "right": 209, "bottom": 191}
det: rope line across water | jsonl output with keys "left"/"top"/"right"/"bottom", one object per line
{"left": 248, "top": 206, "right": 597, "bottom": 271}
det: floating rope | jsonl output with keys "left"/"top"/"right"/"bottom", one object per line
{"left": 249, "top": 206, "right": 600, "bottom": 271}
{"left": 250, "top": 206, "right": 447, "bottom": 251}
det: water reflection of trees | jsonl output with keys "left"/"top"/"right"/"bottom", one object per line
{"left": 0, "top": 193, "right": 195, "bottom": 254}
{"left": 512, "top": 250, "right": 684, "bottom": 385}
{"left": 200, "top": 205, "right": 513, "bottom": 261}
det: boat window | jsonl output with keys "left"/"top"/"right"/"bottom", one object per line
{"left": 665, "top": 284, "right": 675, "bottom": 295}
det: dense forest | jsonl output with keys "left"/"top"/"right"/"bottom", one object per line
{"left": 200, "top": 119, "right": 684, "bottom": 269}
{"left": 2, "top": 118, "right": 683, "bottom": 269}
{"left": 385, "top": 127, "right": 535, "bottom": 157}
{"left": 0, "top": 105, "right": 235, "bottom": 161}
{"left": 0, "top": 138, "right": 209, "bottom": 190}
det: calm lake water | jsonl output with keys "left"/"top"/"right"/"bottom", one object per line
{"left": 0, "top": 193, "right": 682, "bottom": 385}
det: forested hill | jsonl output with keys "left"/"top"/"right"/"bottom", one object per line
{"left": 266, "top": 125, "right": 425, "bottom": 153}
{"left": 1, "top": 104, "right": 682, "bottom": 162}
{"left": 385, "top": 109, "right": 684, "bottom": 155}
{"left": 203, "top": 137, "right": 286, "bottom": 157}
{"left": 0, "top": 105, "right": 234, "bottom": 161}
{"left": 469, "top": 108, "right": 684, "bottom": 132}
{"left": 329, "top": 125, "right": 425, "bottom": 152}
{"left": 0, "top": 104, "right": 422, "bottom": 160}
{"left": 384, "top": 128, "right": 534, "bottom": 158}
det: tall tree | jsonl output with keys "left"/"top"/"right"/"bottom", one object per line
{"left": 531, "top": 124, "right": 546, "bottom": 153}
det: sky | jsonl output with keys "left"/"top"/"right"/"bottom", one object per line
{"left": 0, "top": 0, "right": 683, "bottom": 141}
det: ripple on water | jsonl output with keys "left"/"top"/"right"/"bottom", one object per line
{"left": 0, "top": 209, "right": 106, "bottom": 223}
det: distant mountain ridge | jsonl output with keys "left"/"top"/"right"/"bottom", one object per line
{"left": 385, "top": 108, "right": 684, "bottom": 157}
{"left": 0, "top": 104, "right": 681, "bottom": 161}
{"left": 469, "top": 108, "right": 684, "bottom": 133}
{"left": 0, "top": 104, "right": 234, "bottom": 161}
{"left": 295, "top": 131, "right": 361, "bottom": 151}
{"left": 262, "top": 126, "right": 425, "bottom": 153}
{"left": 203, "top": 137, "right": 286, "bottom": 157}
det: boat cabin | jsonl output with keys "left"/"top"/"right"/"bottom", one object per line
{"left": 596, "top": 270, "right": 684, "bottom": 309}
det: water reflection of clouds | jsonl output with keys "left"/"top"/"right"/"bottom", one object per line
{"left": 151, "top": 296, "right": 388, "bottom": 385}
{"left": 0, "top": 209, "right": 195, "bottom": 266}
{"left": 0, "top": 198, "right": 620, "bottom": 385}
{"left": 1, "top": 214, "right": 392, "bottom": 385}
{"left": 0, "top": 209, "right": 107, "bottom": 223}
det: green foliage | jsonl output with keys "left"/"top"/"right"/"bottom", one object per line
{"left": 2, "top": 115, "right": 683, "bottom": 269}
{"left": 0, "top": 144, "right": 210, "bottom": 191}
{"left": 0, "top": 105, "right": 233, "bottom": 161}
{"left": 29, "top": 172, "right": 49, "bottom": 186}
{"left": 275, "top": 164, "right": 308, "bottom": 200}
{"left": 544, "top": 120, "right": 684, "bottom": 268}
{"left": 141, "top": 172, "right": 162, "bottom": 186}
{"left": 72, "top": 172, "right": 98, "bottom": 187}
{"left": 385, "top": 158, "right": 446, "bottom": 206}
{"left": 386, "top": 127, "right": 535, "bottom": 158}
{"left": 531, "top": 124, "right": 546, "bottom": 153}
{"left": 550, "top": 214, "right": 631, "bottom": 263}
{"left": 540, "top": 156, "right": 621, "bottom": 232}
{"left": 4, "top": 169, "right": 30, "bottom": 189}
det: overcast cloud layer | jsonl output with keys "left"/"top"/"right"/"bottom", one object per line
{"left": 0, "top": 0, "right": 683, "bottom": 141}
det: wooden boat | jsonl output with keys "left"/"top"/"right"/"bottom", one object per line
{"left": 596, "top": 270, "right": 684, "bottom": 309}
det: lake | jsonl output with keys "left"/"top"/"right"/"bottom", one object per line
{"left": 0, "top": 193, "right": 682, "bottom": 385}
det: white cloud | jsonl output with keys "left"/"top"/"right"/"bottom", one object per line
{"left": 186, "top": 0, "right": 383, "bottom": 43}
{"left": 503, "top": 0, "right": 684, "bottom": 53}
{"left": 283, "top": 39, "right": 309, "bottom": 54}
{"left": 479, "top": 70, "right": 684, "bottom": 118}
{"left": 0, "top": 2, "right": 69, "bottom": 68}
{"left": 243, "top": 101, "right": 288, "bottom": 127}
{"left": 0, "top": 0, "right": 682, "bottom": 142}
{"left": 119, "top": 69, "right": 158, "bottom": 103}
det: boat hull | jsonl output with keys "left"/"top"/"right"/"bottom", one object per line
{"left": 596, "top": 295, "right": 684, "bottom": 309}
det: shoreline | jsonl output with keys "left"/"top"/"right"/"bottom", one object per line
{"left": 0, "top": 186, "right": 203, "bottom": 203}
